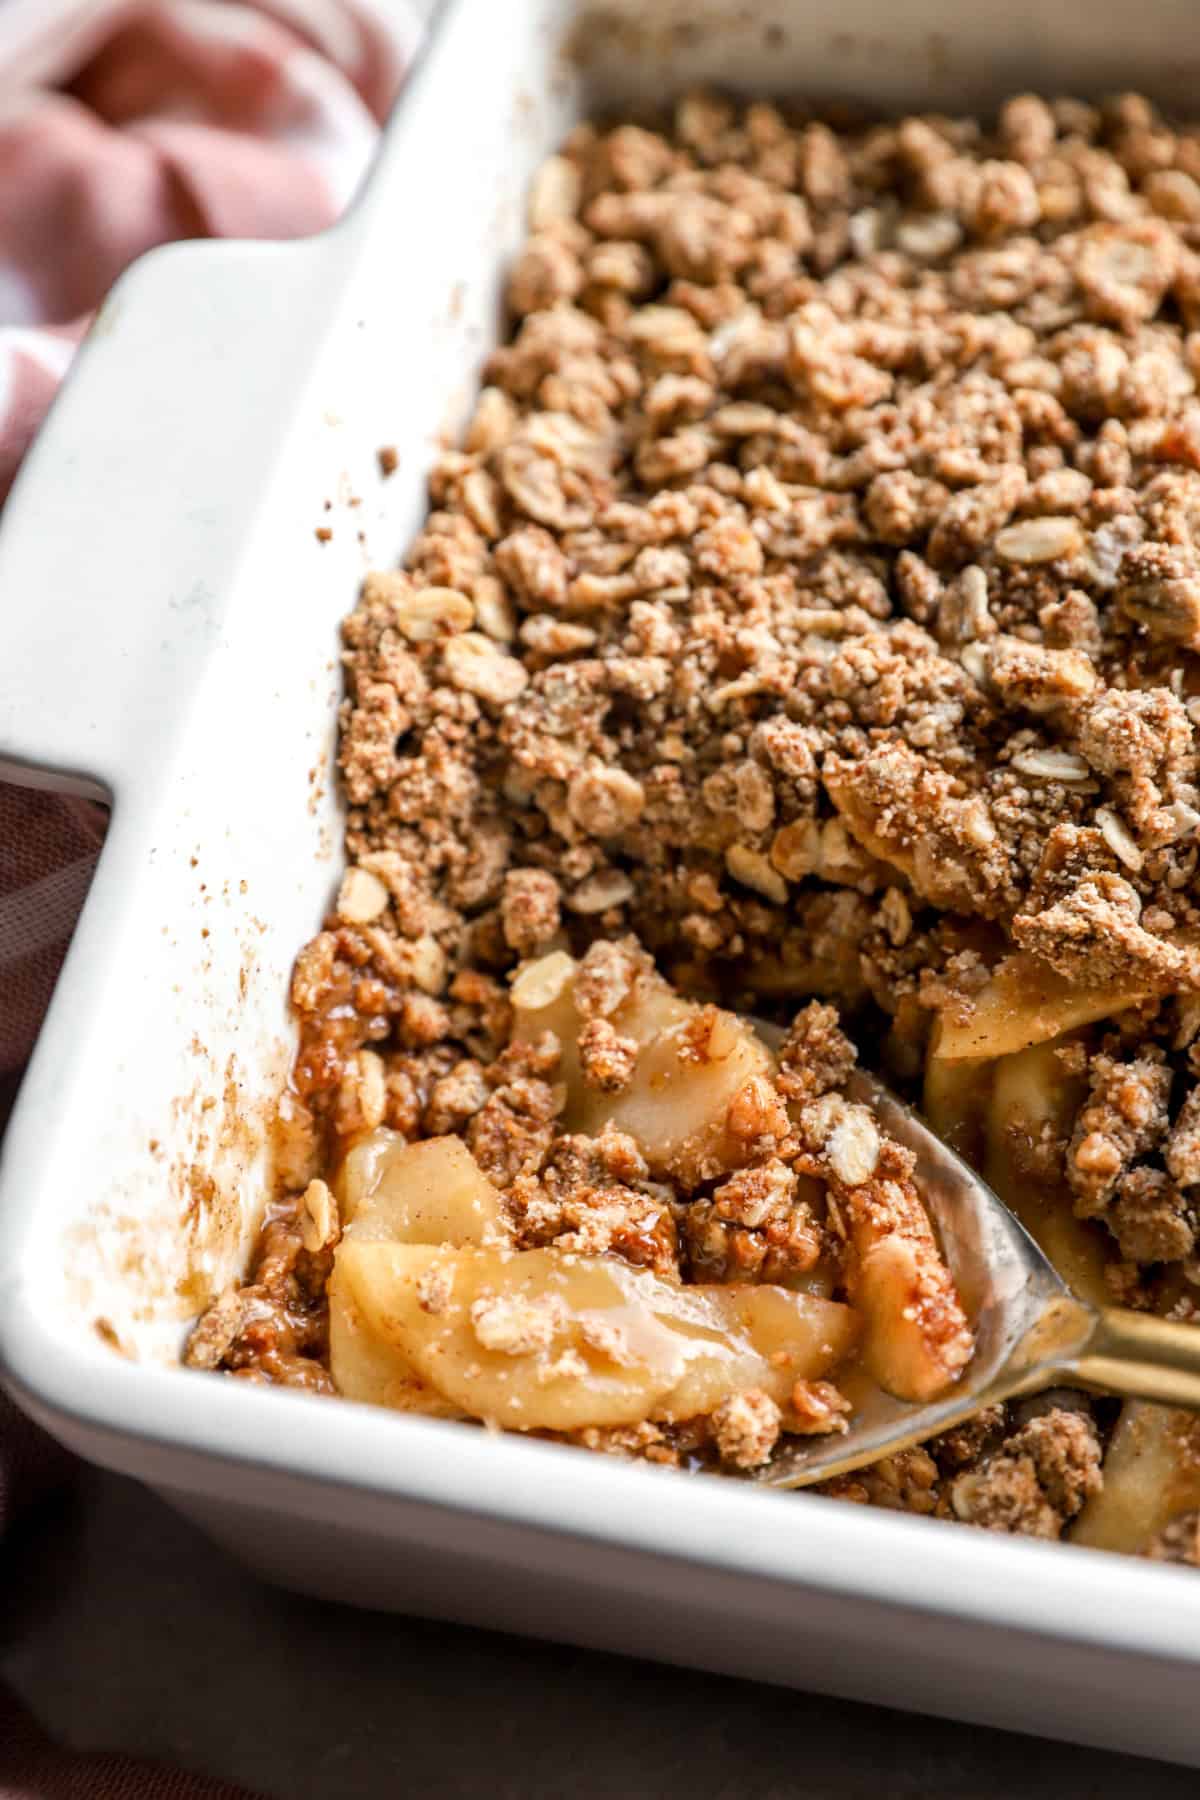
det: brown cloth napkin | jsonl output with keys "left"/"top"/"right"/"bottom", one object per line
{"left": 0, "top": 4, "right": 416, "bottom": 1788}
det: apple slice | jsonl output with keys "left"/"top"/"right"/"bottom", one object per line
{"left": 338, "top": 1130, "right": 509, "bottom": 1246}
{"left": 328, "top": 1262, "right": 463, "bottom": 1418}
{"left": 1072, "top": 1400, "right": 1200, "bottom": 1554}
{"left": 839, "top": 1177, "right": 974, "bottom": 1403}
{"left": 337, "top": 1239, "right": 856, "bottom": 1431}
{"left": 983, "top": 1040, "right": 1109, "bottom": 1308}
{"left": 329, "top": 1135, "right": 508, "bottom": 1409}
{"left": 511, "top": 952, "right": 773, "bottom": 1186}
{"left": 931, "top": 952, "right": 1156, "bottom": 1063}
{"left": 678, "top": 1282, "right": 859, "bottom": 1417}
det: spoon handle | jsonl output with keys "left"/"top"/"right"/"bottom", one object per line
{"left": 1053, "top": 1307, "right": 1200, "bottom": 1410}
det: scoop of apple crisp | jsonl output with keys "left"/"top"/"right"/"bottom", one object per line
{"left": 190, "top": 948, "right": 972, "bottom": 1468}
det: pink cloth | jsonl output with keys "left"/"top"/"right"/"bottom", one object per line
{"left": 0, "top": 6, "right": 417, "bottom": 1789}
{"left": 0, "top": 0, "right": 418, "bottom": 1075}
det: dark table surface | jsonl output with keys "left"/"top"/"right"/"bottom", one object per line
{"left": 1, "top": 1455, "right": 1196, "bottom": 1798}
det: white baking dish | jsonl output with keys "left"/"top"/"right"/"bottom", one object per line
{"left": 3, "top": 0, "right": 1200, "bottom": 1765}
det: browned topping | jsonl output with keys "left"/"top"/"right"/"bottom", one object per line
{"left": 570, "top": 1417, "right": 707, "bottom": 1467}
{"left": 1147, "top": 1510, "right": 1200, "bottom": 1564}
{"left": 930, "top": 1404, "right": 1007, "bottom": 1473}
{"left": 509, "top": 1128, "right": 678, "bottom": 1276}
{"left": 711, "top": 1387, "right": 783, "bottom": 1468}
{"left": 573, "top": 937, "right": 643, "bottom": 1018}
{"left": 788, "top": 1378, "right": 852, "bottom": 1435}
{"left": 775, "top": 1002, "right": 856, "bottom": 1107}
{"left": 951, "top": 1409, "right": 1102, "bottom": 1537}
{"left": 1068, "top": 1049, "right": 1172, "bottom": 1217}
{"left": 500, "top": 867, "right": 562, "bottom": 953}
{"left": 320, "top": 76, "right": 1200, "bottom": 1045}
{"left": 684, "top": 1154, "right": 825, "bottom": 1286}
{"left": 820, "top": 1447, "right": 942, "bottom": 1517}
{"left": 577, "top": 1017, "right": 639, "bottom": 1091}
{"left": 467, "top": 1066, "right": 563, "bottom": 1189}
{"left": 1110, "top": 1165, "right": 1196, "bottom": 1263}
{"left": 184, "top": 1196, "right": 334, "bottom": 1394}
{"left": 190, "top": 85, "right": 1200, "bottom": 1550}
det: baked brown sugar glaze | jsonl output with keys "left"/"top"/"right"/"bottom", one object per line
{"left": 188, "top": 89, "right": 1200, "bottom": 1558}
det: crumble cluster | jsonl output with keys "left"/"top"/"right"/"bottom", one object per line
{"left": 192, "top": 88, "right": 1200, "bottom": 1558}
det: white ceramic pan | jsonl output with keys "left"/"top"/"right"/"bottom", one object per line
{"left": 3, "top": 0, "right": 1200, "bottom": 1765}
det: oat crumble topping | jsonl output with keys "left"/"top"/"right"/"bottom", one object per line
{"left": 187, "top": 88, "right": 1200, "bottom": 1558}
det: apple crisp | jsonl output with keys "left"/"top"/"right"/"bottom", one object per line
{"left": 189, "top": 87, "right": 1200, "bottom": 1557}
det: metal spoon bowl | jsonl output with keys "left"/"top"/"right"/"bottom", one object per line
{"left": 755, "top": 1067, "right": 1200, "bottom": 1491}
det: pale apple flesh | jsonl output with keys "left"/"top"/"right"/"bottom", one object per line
{"left": 328, "top": 1262, "right": 464, "bottom": 1418}
{"left": 846, "top": 1224, "right": 973, "bottom": 1405}
{"left": 330, "top": 1133, "right": 509, "bottom": 1409}
{"left": 337, "top": 1238, "right": 858, "bottom": 1432}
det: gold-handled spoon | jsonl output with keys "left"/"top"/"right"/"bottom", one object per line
{"left": 756, "top": 1066, "right": 1200, "bottom": 1490}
